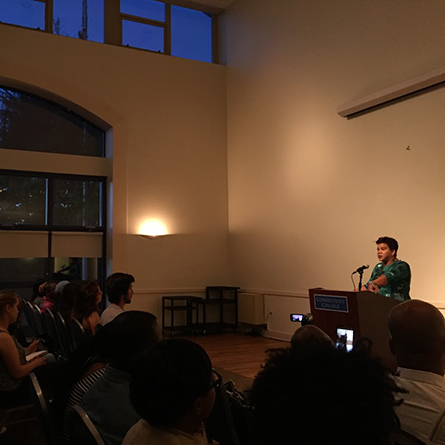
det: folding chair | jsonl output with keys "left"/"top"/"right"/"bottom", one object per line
{"left": 54, "top": 312, "right": 73, "bottom": 357}
{"left": 66, "top": 404, "right": 105, "bottom": 445}
{"left": 22, "top": 300, "right": 38, "bottom": 337}
{"left": 42, "top": 310, "right": 63, "bottom": 358}
{"left": 32, "top": 305, "right": 45, "bottom": 338}
{"left": 70, "top": 318, "right": 88, "bottom": 350}
{"left": 28, "top": 372, "right": 60, "bottom": 445}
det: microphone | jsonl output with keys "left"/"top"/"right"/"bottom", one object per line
{"left": 353, "top": 264, "right": 369, "bottom": 274}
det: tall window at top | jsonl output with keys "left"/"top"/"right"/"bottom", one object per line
{"left": 120, "top": 0, "right": 213, "bottom": 63}
{"left": 0, "top": 86, "right": 104, "bottom": 157}
{"left": 0, "top": 0, "right": 105, "bottom": 43}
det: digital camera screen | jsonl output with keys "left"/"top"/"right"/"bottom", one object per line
{"left": 336, "top": 328, "right": 354, "bottom": 352}
{"left": 290, "top": 314, "right": 304, "bottom": 322}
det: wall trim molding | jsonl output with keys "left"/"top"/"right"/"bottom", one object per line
{"left": 242, "top": 288, "right": 309, "bottom": 298}
{"left": 134, "top": 288, "right": 205, "bottom": 295}
{"left": 263, "top": 330, "right": 291, "bottom": 342}
{"left": 134, "top": 287, "right": 310, "bottom": 298}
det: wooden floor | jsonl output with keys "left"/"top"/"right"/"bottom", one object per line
{"left": 182, "top": 333, "right": 288, "bottom": 380}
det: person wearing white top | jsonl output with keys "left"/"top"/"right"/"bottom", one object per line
{"left": 388, "top": 300, "right": 445, "bottom": 444}
{"left": 100, "top": 273, "right": 135, "bottom": 326}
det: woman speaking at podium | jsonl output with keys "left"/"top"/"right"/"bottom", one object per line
{"left": 361, "top": 236, "right": 411, "bottom": 302}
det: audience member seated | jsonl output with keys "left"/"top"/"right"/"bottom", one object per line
{"left": 248, "top": 343, "right": 401, "bottom": 445}
{"left": 62, "top": 323, "right": 112, "bottom": 442}
{"left": 100, "top": 273, "right": 135, "bottom": 326}
{"left": 124, "top": 339, "right": 218, "bottom": 445}
{"left": 52, "top": 280, "right": 70, "bottom": 311}
{"left": 72, "top": 281, "right": 102, "bottom": 336}
{"left": 41, "top": 282, "right": 57, "bottom": 312}
{"left": 0, "top": 290, "right": 48, "bottom": 408}
{"left": 31, "top": 279, "right": 46, "bottom": 307}
{"left": 389, "top": 300, "right": 445, "bottom": 444}
{"left": 54, "top": 281, "right": 80, "bottom": 325}
{"left": 80, "top": 311, "right": 161, "bottom": 445}
{"left": 290, "top": 325, "right": 334, "bottom": 350}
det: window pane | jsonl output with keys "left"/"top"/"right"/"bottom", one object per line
{"left": 0, "top": 0, "right": 45, "bottom": 30}
{"left": 0, "top": 258, "right": 47, "bottom": 298}
{"left": 0, "top": 175, "right": 46, "bottom": 225}
{"left": 0, "top": 87, "right": 104, "bottom": 157}
{"left": 53, "top": 179, "right": 102, "bottom": 227}
{"left": 122, "top": 20, "right": 164, "bottom": 52}
{"left": 121, "top": 0, "right": 165, "bottom": 22}
{"left": 53, "top": 0, "right": 104, "bottom": 43}
{"left": 54, "top": 257, "right": 98, "bottom": 281}
{"left": 171, "top": 6, "right": 212, "bottom": 63}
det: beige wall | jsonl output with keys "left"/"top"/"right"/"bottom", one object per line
{"left": 0, "top": 24, "right": 230, "bottom": 316}
{"left": 223, "top": 0, "right": 445, "bottom": 302}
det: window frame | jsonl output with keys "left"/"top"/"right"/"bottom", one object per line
{"left": 121, "top": 6, "right": 171, "bottom": 55}
{"left": 0, "top": 0, "right": 218, "bottom": 63}
{"left": 0, "top": 169, "right": 107, "bottom": 287}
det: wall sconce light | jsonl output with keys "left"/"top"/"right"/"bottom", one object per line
{"left": 138, "top": 219, "right": 168, "bottom": 238}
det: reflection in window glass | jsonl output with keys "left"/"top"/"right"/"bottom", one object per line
{"left": 0, "top": 175, "right": 46, "bottom": 226}
{"left": 0, "top": 258, "right": 46, "bottom": 298}
{"left": 171, "top": 6, "right": 212, "bottom": 63}
{"left": 53, "top": 0, "right": 104, "bottom": 43}
{"left": 0, "top": 87, "right": 104, "bottom": 157}
{"left": 122, "top": 20, "right": 164, "bottom": 52}
{"left": 0, "top": 0, "right": 45, "bottom": 30}
{"left": 53, "top": 179, "right": 102, "bottom": 227}
{"left": 54, "top": 257, "right": 98, "bottom": 281}
{"left": 120, "top": 0, "right": 165, "bottom": 22}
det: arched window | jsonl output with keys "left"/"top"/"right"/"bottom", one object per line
{"left": 0, "top": 86, "right": 104, "bottom": 157}
{"left": 0, "top": 86, "right": 107, "bottom": 298}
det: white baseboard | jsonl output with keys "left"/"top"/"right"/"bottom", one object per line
{"left": 263, "top": 330, "right": 292, "bottom": 342}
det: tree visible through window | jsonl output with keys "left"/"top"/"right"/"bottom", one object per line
{"left": 0, "top": 86, "right": 104, "bottom": 157}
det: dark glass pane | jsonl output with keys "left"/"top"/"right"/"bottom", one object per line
{"left": 53, "top": 0, "right": 104, "bottom": 43}
{"left": 0, "top": 175, "right": 46, "bottom": 225}
{"left": 0, "top": 0, "right": 45, "bottom": 30}
{"left": 122, "top": 20, "right": 164, "bottom": 52}
{"left": 53, "top": 179, "right": 102, "bottom": 227}
{"left": 0, "top": 258, "right": 47, "bottom": 298}
{"left": 171, "top": 6, "right": 212, "bottom": 63}
{"left": 54, "top": 257, "right": 98, "bottom": 281}
{"left": 121, "top": 0, "right": 165, "bottom": 22}
{"left": 0, "top": 87, "right": 104, "bottom": 157}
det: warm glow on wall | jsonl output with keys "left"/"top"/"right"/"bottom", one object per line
{"left": 138, "top": 219, "right": 168, "bottom": 237}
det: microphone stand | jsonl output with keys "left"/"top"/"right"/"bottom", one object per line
{"left": 358, "top": 270, "right": 364, "bottom": 291}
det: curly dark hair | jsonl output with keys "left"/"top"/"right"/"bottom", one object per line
{"left": 248, "top": 346, "right": 402, "bottom": 445}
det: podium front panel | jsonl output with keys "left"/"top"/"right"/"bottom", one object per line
{"left": 309, "top": 289, "right": 361, "bottom": 344}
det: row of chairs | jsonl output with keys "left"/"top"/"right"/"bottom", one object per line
{"left": 29, "top": 371, "right": 105, "bottom": 445}
{"left": 21, "top": 299, "right": 88, "bottom": 360}
{"left": 19, "top": 301, "right": 103, "bottom": 444}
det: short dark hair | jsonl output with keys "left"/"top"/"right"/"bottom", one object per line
{"left": 105, "top": 273, "right": 135, "bottom": 304}
{"left": 376, "top": 237, "right": 399, "bottom": 255}
{"left": 130, "top": 339, "right": 212, "bottom": 427}
{"left": 101, "top": 311, "right": 159, "bottom": 372}
{"left": 248, "top": 347, "right": 401, "bottom": 445}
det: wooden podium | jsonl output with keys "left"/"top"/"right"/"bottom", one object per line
{"left": 308, "top": 288, "right": 401, "bottom": 370}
